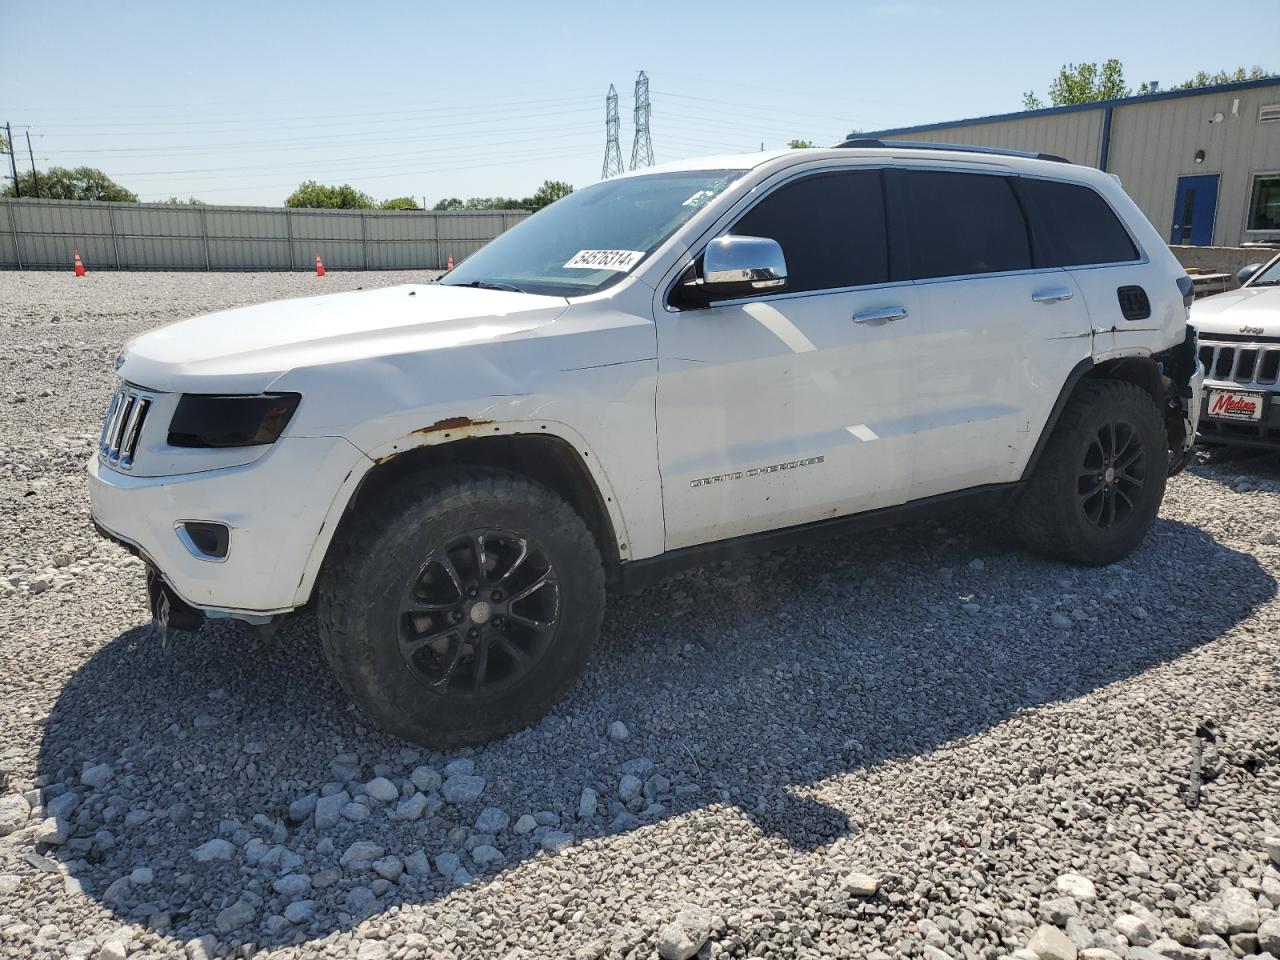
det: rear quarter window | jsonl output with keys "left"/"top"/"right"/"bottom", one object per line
{"left": 1017, "top": 177, "right": 1139, "bottom": 267}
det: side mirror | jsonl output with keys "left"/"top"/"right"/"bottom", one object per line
{"left": 679, "top": 235, "right": 787, "bottom": 306}
{"left": 1238, "top": 262, "right": 1264, "bottom": 287}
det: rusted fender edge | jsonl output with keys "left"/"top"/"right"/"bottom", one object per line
{"left": 375, "top": 417, "right": 497, "bottom": 463}
{"left": 358, "top": 417, "right": 635, "bottom": 564}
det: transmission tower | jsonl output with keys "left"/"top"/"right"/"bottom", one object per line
{"left": 629, "top": 70, "right": 654, "bottom": 170}
{"left": 601, "top": 85, "right": 624, "bottom": 179}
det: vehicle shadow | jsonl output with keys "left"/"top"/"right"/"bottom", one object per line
{"left": 34, "top": 514, "right": 1275, "bottom": 952}
{"left": 1190, "top": 444, "right": 1280, "bottom": 487}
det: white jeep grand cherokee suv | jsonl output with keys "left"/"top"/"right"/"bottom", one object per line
{"left": 1192, "top": 252, "right": 1280, "bottom": 448}
{"left": 89, "top": 141, "right": 1203, "bottom": 745}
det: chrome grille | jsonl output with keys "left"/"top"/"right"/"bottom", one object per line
{"left": 99, "top": 384, "right": 151, "bottom": 470}
{"left": 1198, "top": 339, "right": 1280, "bottom": 387}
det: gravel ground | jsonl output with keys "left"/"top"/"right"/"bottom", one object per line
{"left": 2, "top": 271, "right": 1279, "bottom": 960}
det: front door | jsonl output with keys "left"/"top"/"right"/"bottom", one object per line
{"left": 1169, "top": 174, "right": 1220, "bottom": 246}
{"left": 655, "top": 168, "right": 921, "bottom": 550}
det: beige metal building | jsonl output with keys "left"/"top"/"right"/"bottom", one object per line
{"left": 858, "top": 76, "right": 1280, "bottom": 248}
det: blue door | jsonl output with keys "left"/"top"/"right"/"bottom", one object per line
{"left": 1169, "top": 174, "right": 1219, "bottom": 246}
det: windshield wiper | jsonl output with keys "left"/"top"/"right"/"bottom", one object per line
{"left": 451, "top": 279, "right": 527, "bottom": 294}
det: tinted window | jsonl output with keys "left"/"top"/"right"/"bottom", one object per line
{"left": 730, "top": 171, "right": 887, "bottom": 293}
{"left": 1019, "top": 177, "right": 1138, "bottom": 266}
{"left": 889, "top": 170, "right": 1031, "bottom": 280}
{"left": 1247, "top": 174, "right": 1280, "bottom": 231}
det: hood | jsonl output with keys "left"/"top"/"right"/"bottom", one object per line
{"left": 119, "top": 283, "right": 569, "bottom": 394}
{"left": 1190, "top": 286, "right": 1280, "bottom": 336}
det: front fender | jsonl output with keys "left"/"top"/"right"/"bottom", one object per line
{"left": 290, "top": 415, "right": 638, "bottom": 607}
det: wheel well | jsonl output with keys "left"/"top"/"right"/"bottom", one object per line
{"left": 1083, "top": 356, "right": 1161, "bottom": 399}
{"left": 334, "top": 434, "right": 621, "bottom": 570}
{"left": 1023, "top": 352, "right": 1186, "bottom": 482}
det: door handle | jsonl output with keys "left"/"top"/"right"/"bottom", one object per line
{"left": 1032, "top": 287, "right": 1074, "bottom": 304}
{"left": 853, "top": 306, "right": 908, "bottom": 324}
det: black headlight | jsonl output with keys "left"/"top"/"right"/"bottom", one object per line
{"left": 167, "top": 393, "right": 301, "bottom": 448}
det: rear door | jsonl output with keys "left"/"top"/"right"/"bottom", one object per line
{"left": 1017, "top": 175, "right": 1158, "bottom": 358}
{"left": 885, "top": 167, "right": 1095, "bottom": 499}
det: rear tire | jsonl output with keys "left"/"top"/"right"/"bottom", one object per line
{"left": 316, "top": 466, "right": 605, "bottom": 746}
{"left": 1013, "top": 380, "right": 1167, "bottom": 566}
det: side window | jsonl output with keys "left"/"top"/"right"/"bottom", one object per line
{"left": 730, "top": 170, "right": 887, "bottom": 294}
{"left": 1248, "top": 173, "right": 1280, "bottom": 232}
{"left": 1018, "top": 178, "right": 1139, "bottom": 266}
{"left": 888, "top": 170, "right": 1031, "bottom": 280}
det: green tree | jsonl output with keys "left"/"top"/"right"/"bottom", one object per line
{"left": 379, "top": 196, "right": 419, "bottom": 210}
{"left": 463, "top": 196, "right": 524, "bottom": 210}
{"left": 1, "top": 165, "right": 138, "bottom": 201}
{"left": 284, "top": 180, "right": 376, "bottom": 209}
{"left": 433, "top": 197, "right": 464, "bottom": 211}
{"left": 1142, "top": 65, "right": 1272, "bottom": 93}
{"left": 1023, "top": 59, "right": 1129, "bottom": 109}
{"left": 788, "top": 139, "right": 817, "bottom": 149}
{"left": 528, "top": 179, "right": 573, "bottom": 210}
{"left": 162, "top": 196, "right": 205, "bottom": 205}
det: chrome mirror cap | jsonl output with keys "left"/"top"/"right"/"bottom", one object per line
{"left": 703, "top": 235, "right": 788, "bottom": 291}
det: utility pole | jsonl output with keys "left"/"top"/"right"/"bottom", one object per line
{"left": 25, "top": 131, "right": 39, "bottom": 198}
{"left": 3, "top": 123, "right": 20, "bottom": 197}
{"left": 629, "top": 71, "right": 654, "bottom": 170}
{"left": 601, "top": 84, "right": 624, "bottom": 179}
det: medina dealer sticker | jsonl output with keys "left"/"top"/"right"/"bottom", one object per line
{"left": 563, "top": 249, "right": 644, "bottom": 272}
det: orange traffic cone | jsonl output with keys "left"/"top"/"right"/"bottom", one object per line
{"left": 73, "top": 250, "right": 86, "bottom": 277}
{"left": 446, "top": 253, "right": 454, "bottom": 270}
{"left": 315, "top": 254, "right": 326, "bottom": 277}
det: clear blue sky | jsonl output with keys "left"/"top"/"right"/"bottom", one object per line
{"left": 4, "top": 0, "right": 1276, "bottom": 206}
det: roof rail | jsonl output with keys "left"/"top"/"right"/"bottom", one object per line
{"left": 832, "top": 138, "right": 1071, "bottom": 164}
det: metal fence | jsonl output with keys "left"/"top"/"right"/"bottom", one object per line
{"left": 0, "top": 198, "right": 530, "bottom": 271}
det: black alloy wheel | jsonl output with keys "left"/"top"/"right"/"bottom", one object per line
{"left": 1078, "top": 419, "right": 1147, "bottom": 529}
{"left": 1012, "top": 379, "right": 1168, "bottom": 566}
{"left": 397, "top": 530, "right": 560, "bottom": 695}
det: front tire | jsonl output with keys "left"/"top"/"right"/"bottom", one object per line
{"left": 1013, "top": 380, "right": 1168, "bottom": 566}
{"left": 316, "top": 467, "right": 605, "bottom": 746}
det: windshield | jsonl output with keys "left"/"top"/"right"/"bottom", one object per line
{"left": 1249, "top": 256, "right": 1280, "bottom": 286}
{"left": 440, "top": 170, "right": 744, "bottom": 297}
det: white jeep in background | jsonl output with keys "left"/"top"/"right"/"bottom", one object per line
{"left": 1192, "top": 252, "right": 1280, "bottom": 448}
{"left": 88, "top": 141, "right": 1203, "bottom": 745}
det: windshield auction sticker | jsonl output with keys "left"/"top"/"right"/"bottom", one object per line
{"left": 563, "top": 249, "right": 644, "bottom": 272}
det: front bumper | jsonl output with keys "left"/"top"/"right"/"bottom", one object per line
{"left": 87, "top": 436, "right": 370, "bottom": 615}
{"left": 1197, "top": 382, "right": 1280, "bottom": 449}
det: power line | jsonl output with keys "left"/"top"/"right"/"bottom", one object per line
{"left": 659, "top": 110, "right": 844, "bottom": 142}
{"left": 653, "top": 90, "right": 863, "bottom": 125}
{"left": 629, "top": 70, "right": 654, "bottom": 170}
{"left": 110, "top": 128, "right": 598, "bottom": 179}
{"left": 47, "top": 129, "right": 594, "bottom": 167}
{"left": 601, "top": 85, "right": 624, "bottom": 179}
{"left": 35, "top": 106, "right": 600, "bottom": 153}
{"left": 656, "top": 68, "right": 918, "bottom": 109}
{"left": 132, "top": 147, "right": 592, "bottom": 198}
{"left": 25, "top": 131, "right": 39, "bottom": 197}
{"left": 5, "top": 77, "right": 590, "bottom": 114}
{"left": 28, "top": 95, "right": 596, "bottom": 133}
{"left": 3, "top": 123, "right": 18, "bottom": 197}
{"left": 116, "top": 136, "right": 600, "bottom": 183}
